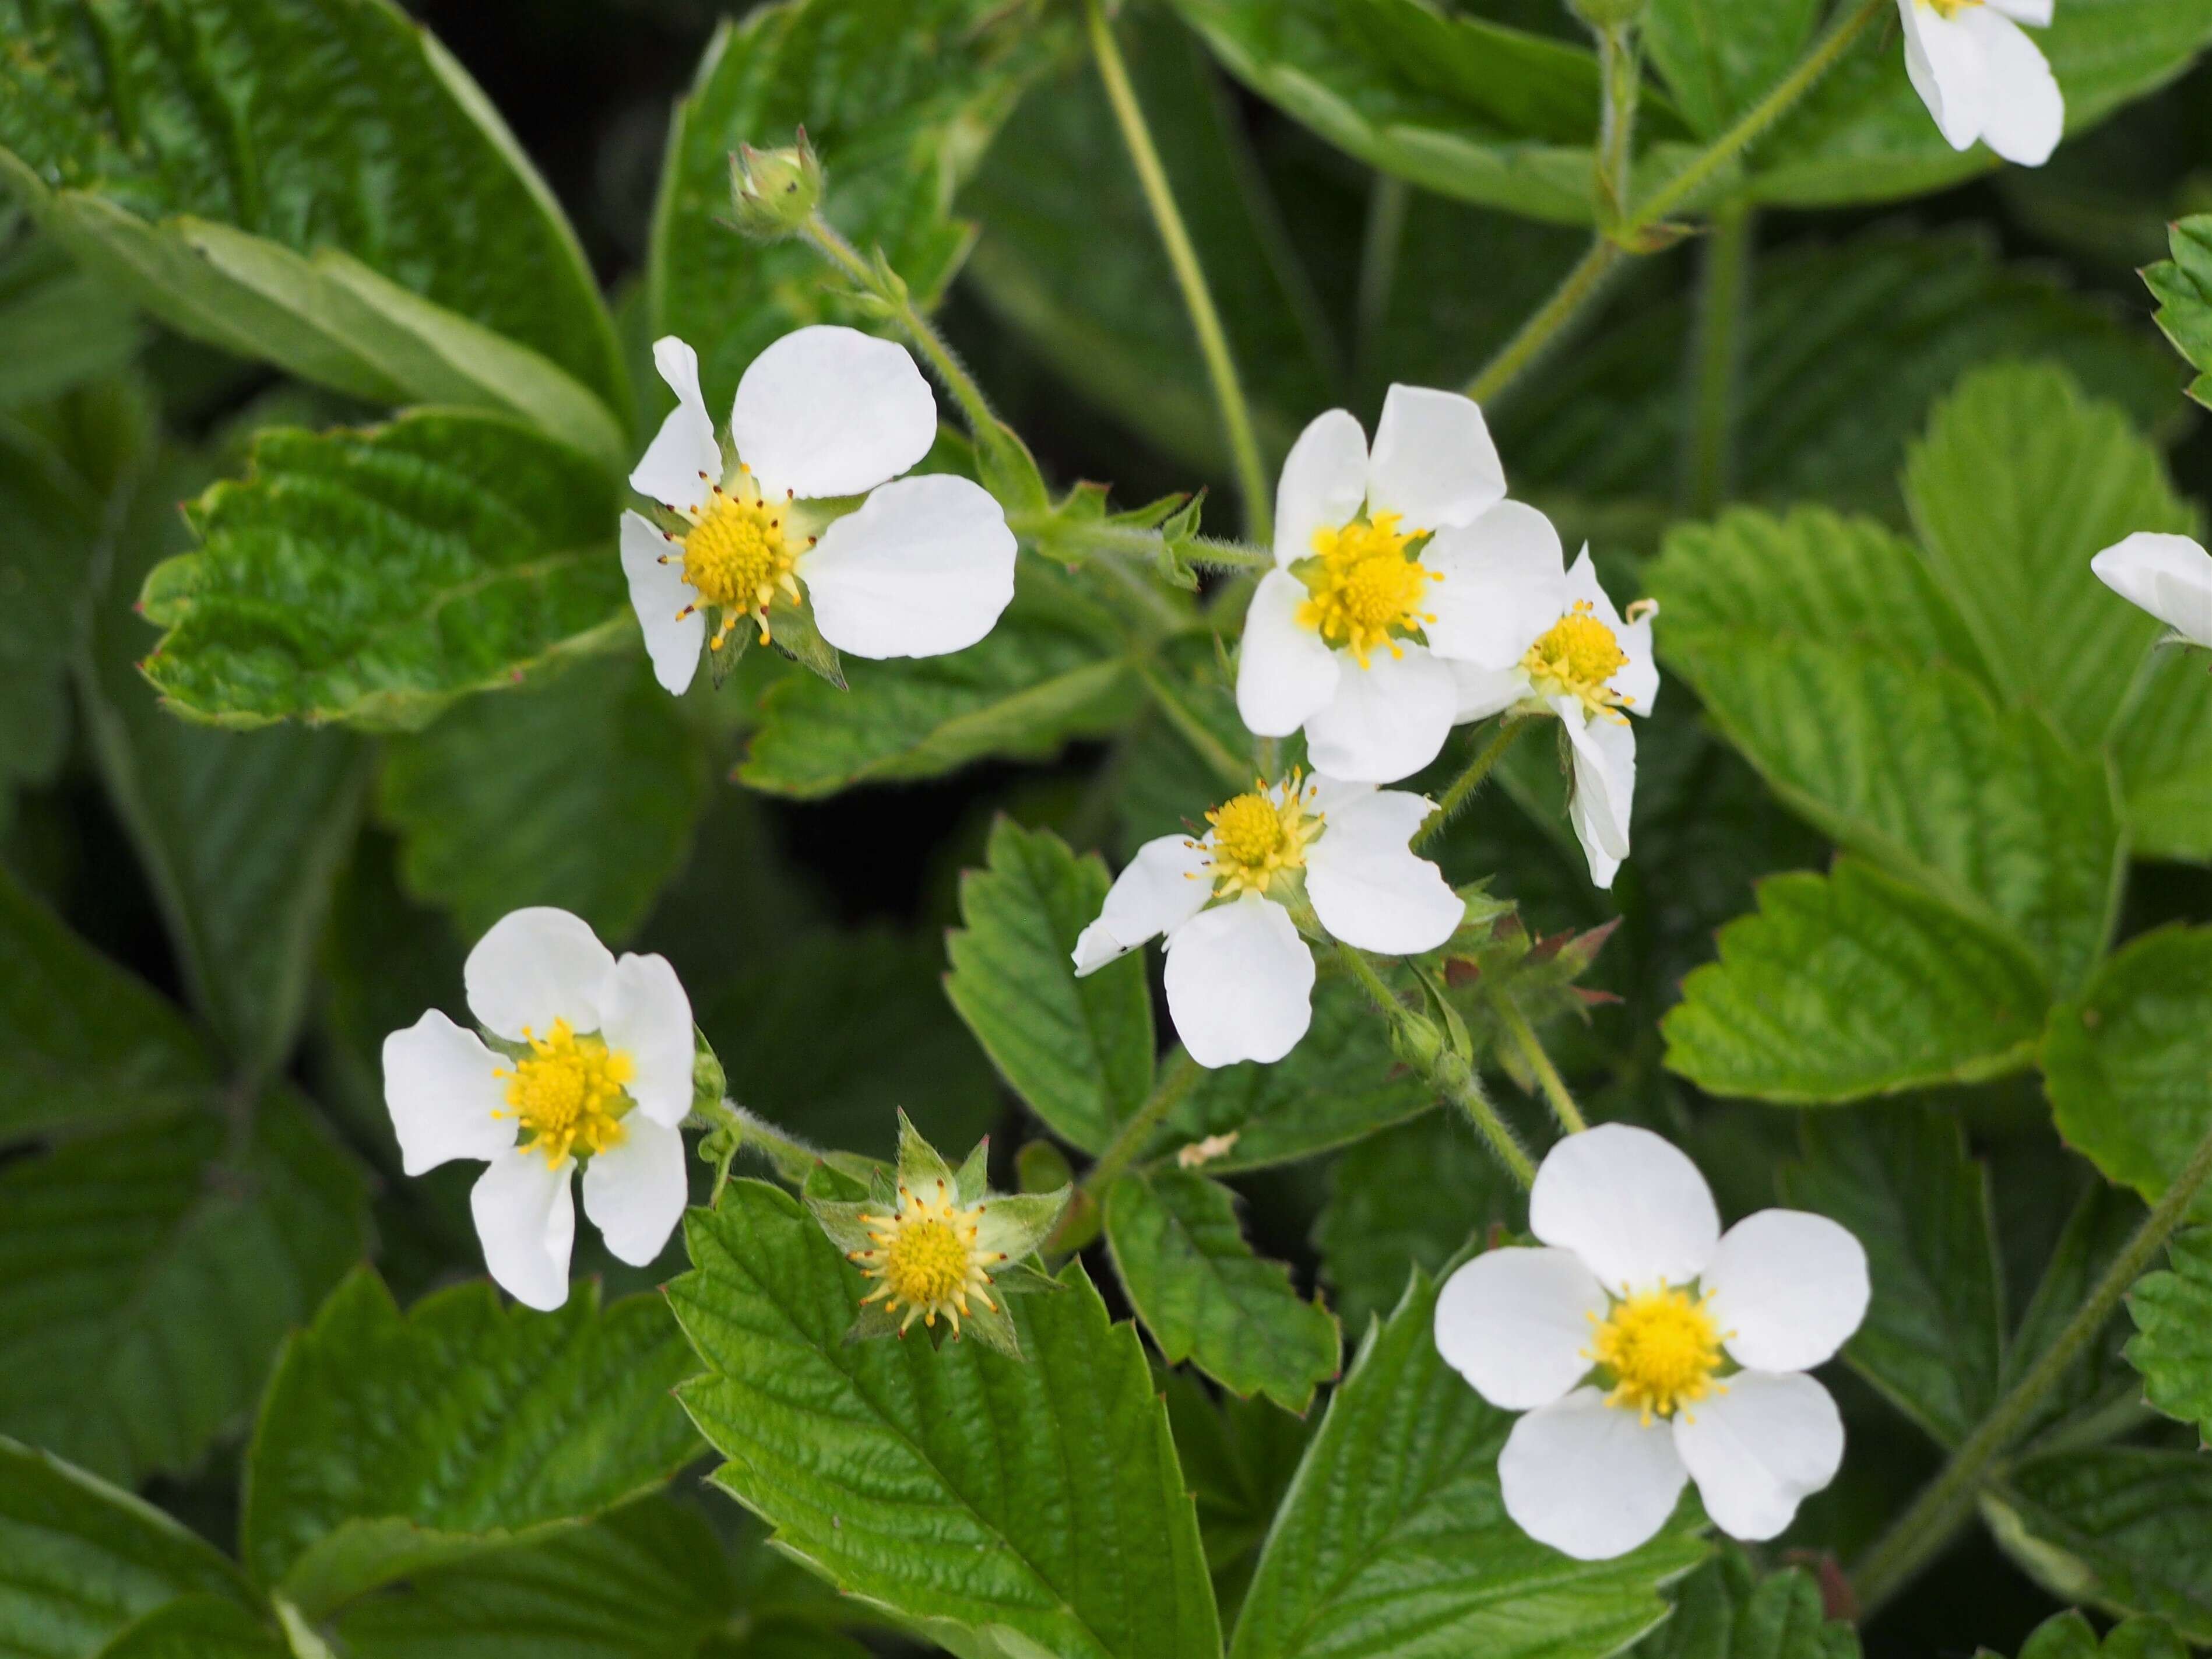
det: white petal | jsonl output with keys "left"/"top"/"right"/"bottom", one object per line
{"left": 1500, "top": 1388, "right": 1687, "bottom": 1561}
{"left": 464, "top": 908, "right": 616, "bottom": 1042}
{"left": 1074, "top": 835, "right": 1213, "bottom": 974}
{"left": 1237, "top": 568, "right": 1342, "bottom": 736}
{"left": 801, "top": 474, "right": 1016, "bottom": 659}
{"left": 727, "top": 325, "right": 936, "bottom": 500}
{"left": 1563, "top": 707, "right": 1636, "bottom": 891}
{"left": 1530, "top": 1122, "right": 1719, "bottom": 1295}
{"left": 620, "top": 511, "right": 704, "bottom": 696}
{"left": 1303, "top": 643, "right": 1457, "bottom": 784}
{"left": 472, "top": 1151, "right": 576, "bottom": 1312}
{"left": 582, "top": 1116, "right": 689, "bottom": 1267}
{"left": 1987, "top": 0, "right": 2051, "bottom": 23}
{"left": 1306, "top": 790, "right": 1463, "bottom": 954}
{"left": 1273, "top": 408, "right": 1371, "bottom": 564}
{"left": 630, "top": 338, "right": 720, "bottom": 513}
{"left": 1963, "top": 9, "right": 2062, "bottom": 166}
{"left": 1366, "top": 385, "right": 1507, "bottom": 532}
{"left": 381, "top": 1011, "right": 516, "bottom": 1176}
{"left": 1450, "top": 661, "right": 1531, "bottom": 723}
{"left": 1162, "top": 895, "right": 1315, "bottom": 1067}
{"left": 1419, "top": 500, "right": 1567, "bottom": 669}
{"left": 1562, "top": 547, "right": 1625, "bottom": 632}
{"left": 1614, "top": 604, "right": 1659, "bottom": 718}
{"left": 1673, "top": 1372, "right": 1844, "bottom": 1542}
{"left": 1900, "top": 0, "right": 1984, "bottom": 152}
{"left": 1304, "top": 772, "right": 1376, "bottom": 818}
{"left": 597, "top": 952, "right": 695, "bottom": 1128}
{"left": 2091, "top": 533, "right": 2212, "bottom": 648}
{"left": 1434, "top": 1247, "right": 1608, "bottom": 1410}
{"left": 1705, "top": 1210, "right": 1871, "bottom": 1373}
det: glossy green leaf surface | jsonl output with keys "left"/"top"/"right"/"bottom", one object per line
{"left": 1986, "top": 1449, "right": 2212, "bottom": 1641}
{"left": 1633, "top": 1549, "right": 1860, "bottom": 1659}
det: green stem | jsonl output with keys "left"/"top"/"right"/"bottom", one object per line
{"left": 1850, "top": 1113, "right": 2212, "bottom": 1616}
{"left": 1685, "top": 201, "right": 1753, "bottom": 514}
{"left": 1463, "top": 238, "right": 1624, "bottom": 406}
{"left": 1493, "top": 992, "right": 1588, "bottom": 1134}
{"left": 1415, "top": 715, "right": 1529, "bottom": 849}
{"left": 1594, "top": 22, "right": 1640, "bottom": 229}
{"left": 1084, "top": 0, "right": 1272, "bottom": 540}
{"left": 1331, "top": 938, "right": 1405, "bottom": 1015}
{"left": 691, "top": 1098, "right": 822, "bottom": 1191}
{"left": 1355, "top": 173, "right": 1411, "bottom": 381}
{"left": 1135, "top": 659, "right": 1250, "bottom": 791}
{"left": 1082, "top": 1048, "right": 1204, "bottom": 1196}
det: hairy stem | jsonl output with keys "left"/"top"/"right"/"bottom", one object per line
{"left": 1595, "top": 22, "right": 1640, "bottom": 228}
{"left": 1685, "top": 201, "right": 1754, "bottom": 514}
{"left": 1464, "top": 238, "right": 1624, "bottom": 406}
{"left": 1493, "top": 992, "right": 1589, "bottom": 1134}
{"left": 1415, "top": 715, "right": 1531, "bottom": 849}
{"left": 1084, "top": 0, "right": 1272, "bottom": 540}
{"left": 1850, "top": 1114, "right": 2212, "bottom": 1615}
{"left": 1082, "top": 1048, "right": 1204, "bottom": 1196}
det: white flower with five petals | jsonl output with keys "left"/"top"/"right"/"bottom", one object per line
{"left": 1072, "top": 774, "right": 1463, "bottom": 1067}
{"left": 621, "top": 325, "right": 1016, "bottom": 694}
{"left": 1897, "top": 0, "right": 2063, "bottom": 168}
{"left": 1444, "top": 539, "right": 1656, "bottom": 890}
{"left": 2091, "top": 532, "right": 2212, "bottom": 649}
{"left": 1434, "top": 1124, "right": 1869, "bottom": 1562}
{"left": 381, "top": 908, "right": 697, "bottom": 1311}
{"left": 1236, "top": 386, "right": 1560, "bottom": 784}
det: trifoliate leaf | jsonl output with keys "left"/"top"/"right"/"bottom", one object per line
{"left": 1105, "top": 1169, "right": 1339, "bottom": 1413}
{"left": 2146, "top": 216, "right": 2212, "bottom": 409}
{"left": 1984, "top": 1448, "right": 2212, "bottom": 1641}
{"left": 1228, "top": 1264, "right": 1704, "bottom": 1659}
{"left": 1662, "top": 859, "right": 2047, "bottom": 1105}
{"left": 2125, "top": 1229, "right": 2212, "bottom": 1446}
{"left": 1781, "top": 1109, "right": 2004, "bottom": 1448}
{"left": 944, "top": 818, "right": 1155, "bottom": 1157}
{"left": 670, "top": 1182, "right": 1223, "bottom": 1659}
{"left": 2044, "top": 927, "right": 2212, "bottom": 1223}
{"left": 1635, "top": 1548, "right": 1860, "bottom": 1659}
{"left": 241, "top": 1268, "right": 702, "bottom": 1619}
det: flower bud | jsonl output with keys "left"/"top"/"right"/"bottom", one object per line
{"left": 729, "top": 129, "right": 824, "bottom": 240}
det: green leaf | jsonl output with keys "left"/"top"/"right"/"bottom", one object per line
{"left": 1904, "top": 363, "right": 2199, "bottom": 752}
{"left": 92, "top": 1600, "right": 287, "bottom": 1659}
{"left": 2002, "top": 1609, "right": 2190, "bottom": 1659}
{"left": 0, "top": 1437, "right": 258, "bottom": 1659}
{"left": 1780, "top": 1108, "right": 2004, "bottom": 1448}
{"left": 1105, "top": 1169, "right": 1339, "bottom": 1412}
{"left": 241, "top": 1268, "right": 702, "bottom": 1619}
{"left": 0, "top": 861, "right": 214, "bottom": 1147}
{"left": 2111, "top": 638, "right": 2212, "bottom": 863}
{"left": 1162, "top": 1376, "right": 1313, "bottom": 1629}
{"left": 379, "top": 652, "right": 709, "bottom": 943}
{"left": 1634, "top": 1548, "right": 1860, "bottom": 1659}
{"left": 0, "top": 233, "right": 141, "bottom": 410}
{"left": 2125, "top": 1228, "right": 2212, "bottom": 1446}
{"left": 738, "top": 566, "right": 1142, "bottom": 797}
{"left": 649, "top": 0, "right": 1069, "bottom": 413}
{"left": 1985, "top": 1448, "right": 2212, "bottom": 1641}
{"left": 0, "top": 409, "right": 104, "bottom": 799}
{"left": 1155, "top": 980, "right": 1435, "bottom": 1173}
{"left": 0, "top": 0, "right": 628, "bottom": 465}
{"left": 83, "top": 448, "right": 370, "bottom": 1078}
{"left": 2011, "top": 1183, "right": 2146, "bottom": 1445}
{"left": 2146, "top": 215, "right": 2212, "bottom": 409}
{"left": 670, "top": 1181, "right": 1223, "bottom": 1659}
{"left": 1163, "top": 0, "right": 1694, "bottom": 226}
{"left": 1642, "top": 0, "right": 1820, "bottom": 138}
{"left": 1662, "top": 860, "right": 2048, "bottom": 1105}
{"left": 2044, "top": 927, "right": 2212, "bottom": 1223}
{"left": 138, "top": 411, "right": 628, "bottom": 731}
{"left": 944, "top": 818, "right": 1155, "bottom": 1157}
{"left": 0, "top": 1092, "right": 368, "bottom": 1489}
{"left": 1315, "top": 1110, "right": 1519, "bottom": 1335}
{"left": 1651, "top": 512, "right": 2123, "bottom": 992}
{"left": 1749, "top": 0, "right": 2212, "bottom": 210}
{"left": 1229, "top": 1262, "right": 1703, "bottom": 1659}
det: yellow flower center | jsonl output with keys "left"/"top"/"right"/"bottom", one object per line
{"left": 852, "top": 1179, "right": 1006, "bottom": 1334}
{"left": 1202, "top": 776, "right": 1320, "bottom": 900}
{"left": 1295, "top": 512, "right": 1441, "bottom": 668}
{"left": 1922, "top": 0, "right": 1980, "bottom": 16}
{"left": 1522, "top": 600, "right": 1631, "bottom": 719}
{"left": 1587, "top": 1285, "right": 1727, "bottom": 1424}
{"left": 666, "top": 470, "right": 808, "bottom": 651}
{"left": 495, "top": 1018, "right": 635, "bottom": 1166}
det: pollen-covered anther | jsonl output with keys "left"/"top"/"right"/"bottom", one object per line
{"left": 492, "top": 1018, "right": 635, "bottom": 1166}
{"left": 1294, "top": 511, "right": 1436, "bottom": 667}
{"left": 1584, "top": 1282, "right": 1728, "bottom": 1426}
{"left": 675, "top": 474, "right": 803, "bottom": 648}
{"left": 849, "top": 1177, "right": 1003, "bottom": 1334}
{"left": 1203, "top": 774, "right": 1321, "bottom": 901}
{"left": 1522, "top": 599, "right": 1630, "bottom": 719}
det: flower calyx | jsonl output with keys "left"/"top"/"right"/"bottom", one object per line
{"left": 729, "top": 128, "right": 824, "bottom": 240}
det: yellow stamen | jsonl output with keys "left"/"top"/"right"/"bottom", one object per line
{"left": 1922, "top": 0, "right": 1981, "bottom": 16}
{"left": 1294, "top": 511, "right": 1440, "bottom": 667}
{"left": 1523, "top": 600, "right": 1631, "bottom": 720}
{"left": 1200, "top": 773, "right": 1321, "bottom": 901}
{"left": 493, "top": 1018, "right": 635, "bottom": 1166}
{"left": 1585, "top": 1284, "right": 1728, "bottom": 1425}
{"left": 849, "top": 1178, "right": 1007, "bottom": 1335}
{"left": 677, "top": 474, "right": 803, "bottom": 647}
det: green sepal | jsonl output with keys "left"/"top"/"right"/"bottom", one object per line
{"left": 895, "top": 1107, "right": 961, "bottom": 1195}
{"left": 689, "top": 1027, "right": 727, "bottom": 1116}
{"left": 975, "top": 1187, "right": 1071, "bottom": 1263}
{"left": 763, "top": 598, "right": 845, "bottom": 689}
{"left": 988, "top": 1259, "right": 1068, "bottom": 1298}
{"left": 804, "top": 1198, "right": 880, "bottom": 1259}
{"left": 952, "top": 1134, "right": 992, "bottom": 1205}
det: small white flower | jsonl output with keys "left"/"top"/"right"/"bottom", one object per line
{"left": 1440, "top": 540, "right": 1656, "bottom": 891}
{"left": 1236, "top": 385, "right": 1559, "bottom": 784}
{"left": 1072, "top": 773, "right": 1464, "bottom": 1067}
{"left": 621, "top": 325, "right": 1017, "bottom": 693}
{"left": 1434, "top": 1124, "right": 1869, "bottom": 1562}
{"left": 381, "top": 908, "right": 697, "bottom": 1310}
{"left": 2091, "top": 532, "right": 2212, "bottom": 649}
{"left": 1897, "top": 0, "right": 2063, "bottom": 167}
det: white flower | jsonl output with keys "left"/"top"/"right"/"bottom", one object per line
{"left": 381, "top": 908, "right": 697, "bottom": 1310}
{"left": 1236, "top": 385, "right": 1560, "bottom": 783}
{"left": 1071, "top": 773, "right": 1463, "bottom": 1067}
{"left": 621, "top": 325, "right": 1017, "bottom": 694}
{"left": 2091, "top": 532, "right": 2212, "bottom": 649}
{"left": 1897, "top": 0, "right": 2063, "bottom": 167}
{"left": 1434, "top": 1124, "right": 1869, "bottom": 1562}
{"left": 1440, "top": 540, "right": 1656, "bottom": 890}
